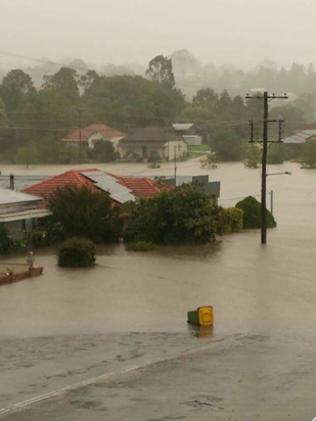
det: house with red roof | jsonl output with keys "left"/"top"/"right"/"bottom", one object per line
{"left": 22, "top": 169, "right": 165, "bottom": 207}
{"left": 61, "top": 123, "right": 125, "bottom": 151}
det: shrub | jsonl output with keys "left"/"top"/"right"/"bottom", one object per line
{"left": 0, "top": 225, "right": 11, "bottom": 254}
{"left": 125, "top": 241, "right": 156, "bottom": 252}
{"left": 236, "top": 196, "right": 276, "bottom": 229}
{"left": 58, "top": 237, "right": 96, "bottom": 268}
{"left": 124, "top": 184, "right": 216, "bottom": 245}
{"left": 213, "top": 207, "right": 243, "bottom": 235}
{"left": 243, "top": 144, "right": 261, "bottom": 168}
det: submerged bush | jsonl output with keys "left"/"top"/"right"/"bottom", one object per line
{"left": 125, "top": 241, "right": 156, "bottom": 252}
{"left": 124, "top": 184, "right": 216, "bottom": 245}
{"left": 58, "top": 237, "right": 96, "bottom": 268}
{"left": 0, "top": 225, "right": 11, "bottom": 254}
{"left": 235, "top": 196, "right": 276, "bottom": 229}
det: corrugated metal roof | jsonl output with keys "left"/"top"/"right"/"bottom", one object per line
{"left": 283, "top": 129, "right": 316, "bottom": 144}
{"left": 0, "top": 188, "right": 42, "bottom": 205}
{"left": 0, "top": 175, "right": 48, "bottom": 191}
{"left": 172, "top": 123, "right": 194, "bottom": 131}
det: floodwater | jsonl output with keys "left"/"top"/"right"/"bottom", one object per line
{"left": 0, "top": 160, "right": 315, "bottom": 339}
{"left": 1, "top": 160, "right": 316, "bottom": 420}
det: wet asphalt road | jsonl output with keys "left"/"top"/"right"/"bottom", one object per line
{"left": 1, "top": 333, "right": 316, "bottom": 421}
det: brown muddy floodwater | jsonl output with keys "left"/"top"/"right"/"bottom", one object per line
{"left": 0, "top": 161, "right": 315, "bottom": 339}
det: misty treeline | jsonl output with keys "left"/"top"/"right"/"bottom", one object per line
{"left": 0, "top": 52, "right": 313, "bottom": 164}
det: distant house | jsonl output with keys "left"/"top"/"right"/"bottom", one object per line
{"left": 118, "top": 126, "right": 188, "bottom": 161}
{"left": 0, "top": 189, "right": 50, "bottom": 239}
{"left": 161, "top": 175, "right": 220, "bottom": 205}
{"left": 61, "top": 123, "right": 125, "bottom": 150}
{"left": 23, "top": 169, "right": 165, "bottom": 207}
{"left": 172, "top": 123, "right": 202, "bottom": 146}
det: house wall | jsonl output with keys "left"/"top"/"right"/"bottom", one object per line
{"left": 118, "top": 144, "right": 165, "bottom": 160}
{"left": 166, "top": 140, "right": 188, "bottom": 161}
{"left": 183, "top": 135, "right": 202, "bottom": 146}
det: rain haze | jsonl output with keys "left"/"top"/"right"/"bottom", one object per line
{"left": 1, "top": 0, "right": 316, "bottom": 67}
{"left": 1, "top": 2, "right": 316, "bottom": 421}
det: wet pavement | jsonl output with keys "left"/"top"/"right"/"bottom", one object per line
{"left": 0, "top": 161, "right": 315, "bottom": 419}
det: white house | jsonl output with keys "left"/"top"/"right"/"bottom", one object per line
{"left": 118, "top": 126, "right": 188, "bottom": 161}
{"left": 172, "top": 123, "right": 202, "bottom": 146}
{"left": 61, "top": 123, "right": 125, "bottom": 151}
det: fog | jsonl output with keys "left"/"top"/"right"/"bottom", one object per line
{"left": 0, "top": 0, "right": 315, "bottom": 69}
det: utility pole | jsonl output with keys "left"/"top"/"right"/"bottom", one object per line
{"left": 78, "top": 108, "right": 83, "bottom": 162}
{"left": 174, "top": 145, "right": 177, "bottom": 186}
{"left": 246, "top": 91, "right": 287, "bottom": 245}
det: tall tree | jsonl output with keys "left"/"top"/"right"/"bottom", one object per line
{"left": 146, "top": 55, "right": 175, "bottom": 88}
{"left": 43, "top": 67, "right": 79, "bottom": 100}
{"left": 193, "top": 88, "right": 218, "bottom": 113}
{"left": 0, "top": 69, "right": 35, "bottom": 111}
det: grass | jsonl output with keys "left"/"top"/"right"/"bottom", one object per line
{"left": 189, "top": 144, "right": 211, "bottom": 157}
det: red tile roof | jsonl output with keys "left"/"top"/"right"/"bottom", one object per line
{"left": 22, "top": 169, "right": 99, "bottom": 202}
{"left": 62, "top": 123, "right": 125, "bottom": 142}
{"left": 23, "top": 169, "right": 164, "bottom": 203}
{"left": 115, "top": 176, "right": 161, "bottom": 198}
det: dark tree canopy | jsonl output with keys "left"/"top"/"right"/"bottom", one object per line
{"left": 43, "top": 67, "right": 79, "bottom": 100}
{"left": 124, "top": 184, "right": 216, "bottom": 245}
{"left": 146, "top": 55, "right": 175, "bottom": 88}
{"left": 49, "top": 186, "right": 121, "bottom": 242}
{"left": 0, "top": 69, "right": 35, "bottom": 110}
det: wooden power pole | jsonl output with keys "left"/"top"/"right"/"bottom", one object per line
{"left": 246, "top": 91, "right": 287, "bottom": 245}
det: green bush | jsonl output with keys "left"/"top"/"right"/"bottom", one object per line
{"left": 235, "top": 196, "right": 276, "bottom": 229}
{"left": 213, "top": 207, "right": 243, "bottom": 234}
{"left": 243, "top": 144, "right": 261, "bottom": 168}
{"left": 0, "top": 225, "right": 11, "bottom": 254}
{"left": 125, "top": 241, "right": 156, "bottom": 252}
{"left": 58, "top": 237, "right": 96, "bottom": 268}
{"left": 124, "top": 184, "right": 216, "bottom": 245}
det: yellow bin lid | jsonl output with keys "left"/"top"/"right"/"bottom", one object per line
{"left": 198, "top": 306, "right": 214, "bottom": 327}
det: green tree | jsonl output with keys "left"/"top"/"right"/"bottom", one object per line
{"left": 83, "top": 75, "right": 184, "bottom": 128}
{"left": 49, "top": 186, "right": 121, "bottom": 242}
{"left": 146, "top": 55, "right": 175, "bottom": 88}
{"left": 124, "top": 184, "right": 216, "bottom": 245}
{"left": 90, "top": 140, "right": 116, "bottom": 162}
{"left": 193, "top": 88, "right": 218, "bottom": 112}
{"left": 0, "top": 69, "right": 35, "bottom": 111}
{"left": 43, "top": 67, "right": 79, "bottom": 100}
{"left": 210, "top": 129, "right": 243, "bottom": 161}
{"left": 301, "top": 139, "right": 316, "bottom": 168}
{"left": 0, "top": 98, "right": 8, "bottom": 127}
{"left": 267, "top": 143, "right": 285, "bottom": 164}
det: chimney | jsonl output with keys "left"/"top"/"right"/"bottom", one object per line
{"left": 9, "top": 174, "right": 14, "bottom": 190}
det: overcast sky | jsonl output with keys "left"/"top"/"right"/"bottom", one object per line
{"left": 1, "top": 0, "right": 316, "bottom": 69}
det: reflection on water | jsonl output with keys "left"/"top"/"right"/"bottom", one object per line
{"left": 0, "top": 162, "right": 316, "bottom": 339}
